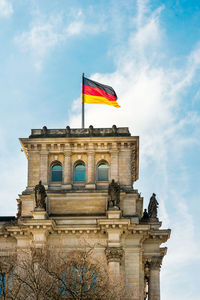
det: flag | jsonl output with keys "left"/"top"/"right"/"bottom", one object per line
{"left": 82, "top": 76, "right": 120, "bottom": 108}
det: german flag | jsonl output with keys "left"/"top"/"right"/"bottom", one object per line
{"left": 82, "top": 77, "right": 120, "bottom": 108}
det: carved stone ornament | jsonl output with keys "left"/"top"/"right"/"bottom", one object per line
{"left": 34, "top": 181, "right": 47, "bottom": 210}
{"left": 105, "top": 247, "right": 124, "bottom": 263}
{"left": 149, "top": 257, "right": 163, "bottom": 270}
{"left": 17, "top": 199, "right": 22, "bottom": 218}
{"left": 144, "top": 261, "right": 150, "bottom": 279}
{"left": 108, "top": 179, "right": 120, "bottom": 209}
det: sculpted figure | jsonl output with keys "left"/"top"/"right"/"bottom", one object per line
{"left": 89, "top": 125, "right": 94, "bottom": 136}
{"left": 108, "top": 179, "right": 120, "bottom": 208}
{"left": 34, "top": 181, "right": 47, "bottom": 210}
{"left": 142, "top": 209, "right": 149, "bottom": 221}
{"left": 112, "top": 125, "right": 117, "bottom": 135}
{"left": 42, "top": 126, "right": 47, "bottom": 136}
{"left": 66, "top": 125, "right": 71, "bottom": 137}
{"left": 148, "top": 193, "right": 159, "bottom": 219}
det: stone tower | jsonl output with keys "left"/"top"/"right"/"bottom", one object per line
{"left": 0, "top": 125, "right": 170, "bottom": 300}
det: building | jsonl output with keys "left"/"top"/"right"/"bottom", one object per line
{"left": 0, "top": 125, "right": 170, "bottom": 299}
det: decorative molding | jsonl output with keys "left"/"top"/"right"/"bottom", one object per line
{"left": 105, "top": 247, "right": 124, "bottom": 263}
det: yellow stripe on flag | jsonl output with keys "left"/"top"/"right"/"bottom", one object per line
{"left": 84, "top": 94, "right": 120, "bottom": 108}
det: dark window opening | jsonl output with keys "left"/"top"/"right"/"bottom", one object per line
{"left": 74, "top": 163, "right": 86, "bottom": 181}
{"left": 97, "top": 163, "right": 109, "bottom": 181}
{"left": 51, "top": 164, "right": 62, "bottom": 182}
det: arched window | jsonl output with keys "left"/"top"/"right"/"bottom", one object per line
{"left": 74, "top": 162, "right": 86, "bottom": 181}
{"left": 97, "top": 162, "right": 109, "bottom": 181}
{"left": 51, "top": 163, "right": 62, "bottom": 182}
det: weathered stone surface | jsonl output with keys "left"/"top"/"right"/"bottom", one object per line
{"left": 0, "top": 126, "right": 170, "bottom": 300}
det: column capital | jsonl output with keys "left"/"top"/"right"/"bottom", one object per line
{"left": 64, "top": 150, "right": 72, "bottom": 156}
{"left": 105, "top": 247, "right": 124, "bottom": 263}
{"left": 149, "top": 257, "right": 163, "bottom": 270}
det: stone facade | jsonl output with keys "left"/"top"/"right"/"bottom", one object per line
{"left": 0, "top": 126, "right": 170, "bottom": 299}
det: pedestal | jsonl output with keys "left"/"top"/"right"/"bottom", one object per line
{"left": 106, "top": 208, "right": 122, "bottom": 219}
{"left": 32, "top": 208, "right": 48, "bottom": 220}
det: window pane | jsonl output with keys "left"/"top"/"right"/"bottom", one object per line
{"left": 0, "top": 274, "right": 5, "bottom": 296}
{"left": 97, "top": 163, "right": 108, "bottom": 181}
{"left": 74, "top": 164, "right": 86, "bottom": 181}
{"left": 51, "top": 164, "right": 62, "bottom": 182}
{"left": 52, "top": 165, "right": 62, "bottom": 171}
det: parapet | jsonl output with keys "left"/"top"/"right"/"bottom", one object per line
{"left": 29, "top": 125, "right": 131, "bottom": 138}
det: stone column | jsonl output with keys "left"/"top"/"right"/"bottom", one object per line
{"left": 110, "top": 145, "right": 119, "bottom": 182}
{"left": 105, "top": 247, "right": 123, "bottom": 277}
{"left": 148, "top": 257, "right": 162, "bottom": 300}
{"left": 63, "top": 150, "right": 72, "bottom": 189}
{"left": 40, "top": 150, "right": 49, "bottom": 188}
{"left": 85, "top": 150, "right": 96, "bottom": 189}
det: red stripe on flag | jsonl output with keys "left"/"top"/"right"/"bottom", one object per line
{"left": 83, "top": 85, "right": 117, "bottom": 102}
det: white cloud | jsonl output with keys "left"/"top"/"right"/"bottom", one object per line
{"left": 69, "top": 1, "right": 200, "bottom": 298}
{"left": 15, "top": 10, "right": 105, "bottom": 70}
{"left": 0, "top": 0, "right": 13, "bottom": 18}
{"left": 65, "top": 21, "right": 83, "bottom": 36}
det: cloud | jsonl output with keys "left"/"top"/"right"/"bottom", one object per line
{"left": 69, "top": 1, "right": 200, "bottom": 298}
{"left": 15, "top": 10, "right": 105, "bottom": 70}
{"left": 15, "top": 15, "right": 64, "bottom": 70}
{"left": 0, "top": 0, "right": 13, "bottom": 18}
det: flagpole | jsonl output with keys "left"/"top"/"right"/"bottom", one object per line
{"left": 82, "top": 73, "right": 85, "bottom": 129}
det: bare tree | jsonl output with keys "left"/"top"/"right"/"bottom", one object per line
{"left": 0, "top": 255, "right": 24, "bottom": 300}
{"left": 0, "top": 246, "right": 134, "bottom": 300}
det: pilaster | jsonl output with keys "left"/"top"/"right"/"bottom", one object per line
{"left": 105, "top": 247, "right": 123, "bottom": 275}
{"left": 110, "top": 143, "right": 119, "bottom": 182}
{"left": 40, "top": 150, "right": 49, "bottom": 187}
{"left": 148, "top": 257, "right": 162, "bottom": 300}
{"left": 85, "top": 149, "right": 96, "bottom": 189}
{"left": 63, "top": 150, "right": 72, "bottom": 189}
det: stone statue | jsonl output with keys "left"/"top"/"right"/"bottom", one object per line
{"left": 141, "top": 209, "right": 149, "bottom": 222}
{"left": 89, "top": 125, "right": 94, "bottom": 136}
{"left": 108, "top": 179, "right": 120, "bottom": 208}
{"left": 112, "top": 125, "right": 117, "bottom": 135}
{"left": 66, "top": 126, "right": 71, "bottom": 137}
{"left": 148, "top": 193, "right": 159, "bottom": 219}
{"left": 34, "top": 181, "right": 47, "bottom": 210}
{"left": 42, "top": 126, "right": 47, "bottom": 136}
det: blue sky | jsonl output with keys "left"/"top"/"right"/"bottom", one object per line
{"left": 0, "top": 0, "right": 200, "bottom": 299}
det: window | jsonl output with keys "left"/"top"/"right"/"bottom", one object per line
{"left": 97, "top": 163, "right": 109, "bottom": 181}
{"left": 60, "top": 266, "right": 97, "bottom": 297}
{"left": 51, "top": 163, "right": 62, "bottom": 182}
{"left": 74, "top": 163, "right": 86, "bottom": 181}
{"left": 0, "top": 273, "right": 5, "bottom": 296}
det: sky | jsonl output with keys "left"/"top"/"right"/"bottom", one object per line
{"left": 0, "top": 0, "right": 200, "bottom": 299}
